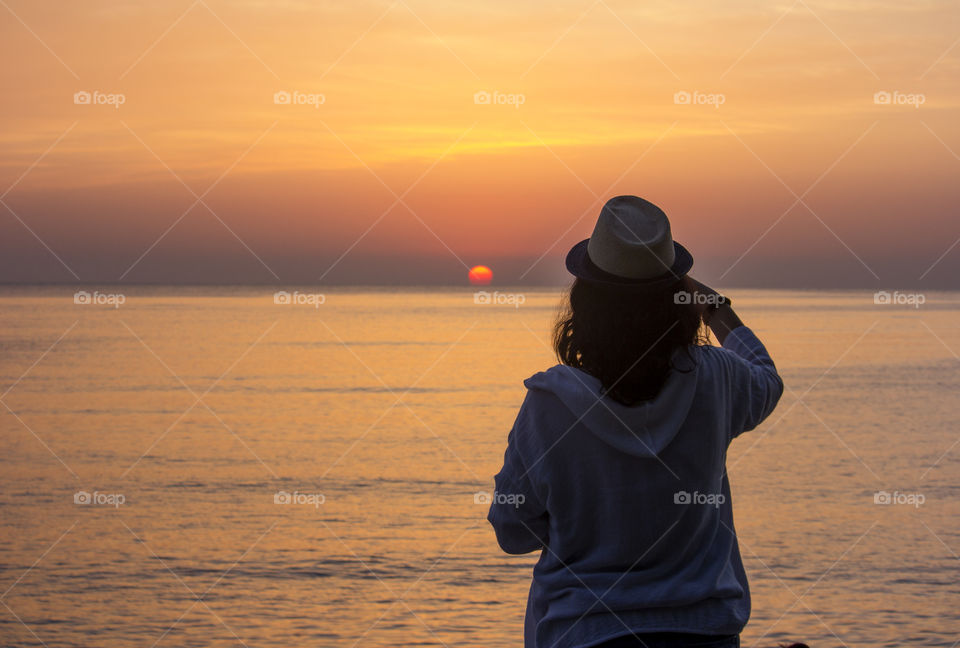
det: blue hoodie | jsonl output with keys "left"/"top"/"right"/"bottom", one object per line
{"left": 488, "top": 325, "right": 783, "bottom": 648}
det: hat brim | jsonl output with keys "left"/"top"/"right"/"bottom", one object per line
{"left": 565, "top": 239, "right": 693, "bottom": 289}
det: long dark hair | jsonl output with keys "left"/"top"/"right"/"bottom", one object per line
{"left": 553, "top": 278, "right": 706, "bottom": 406}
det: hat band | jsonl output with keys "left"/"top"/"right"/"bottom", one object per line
{"left": 583, "top": 247, "right": 683, "bottom": 287}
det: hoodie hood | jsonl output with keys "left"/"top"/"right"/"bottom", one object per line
{"left": 523, "top": 348, "right": 701, "bottom": 458}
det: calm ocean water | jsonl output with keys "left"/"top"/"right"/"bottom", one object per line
{"left": 0, "top": 286, "right": 957, "bottom": 647}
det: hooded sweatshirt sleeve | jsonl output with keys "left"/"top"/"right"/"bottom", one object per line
{"left": 488, "top": 403, "right": 549, "bottom": 555}
{"left": 719, "top": 325, "right": 784, "bottom": 439}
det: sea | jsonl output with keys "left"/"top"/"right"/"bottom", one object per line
{"left": 0, "top": 286, "right": 957, "bottom": 647}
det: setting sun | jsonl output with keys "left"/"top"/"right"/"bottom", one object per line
{"left": 468, "top": 265, "right": 493, "bottom": 285}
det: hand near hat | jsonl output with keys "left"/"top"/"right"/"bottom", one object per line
{"left": 684, "top": 277, "right": 742, "bottom": 345}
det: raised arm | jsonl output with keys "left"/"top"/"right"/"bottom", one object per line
{"left": 686, "top": 277, "right": 784, "bottom": 436}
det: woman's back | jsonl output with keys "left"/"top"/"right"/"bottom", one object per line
{"left": 489, "top": 329, "right": 782, "bottom": 647}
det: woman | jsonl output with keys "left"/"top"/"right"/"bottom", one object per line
{"left": 488, "top": 196, "right": 784, "bottom": 648}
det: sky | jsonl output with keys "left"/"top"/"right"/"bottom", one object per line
{"left": 0, "top": 0, "right": 958, "bottom": 288}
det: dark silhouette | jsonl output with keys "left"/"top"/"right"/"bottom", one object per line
{"left": 488, "top": 197, "right": 785, "bottom": 648}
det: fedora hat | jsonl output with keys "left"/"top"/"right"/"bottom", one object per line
{"left": 565, "top": 195, "right": 693, "bottom": 288}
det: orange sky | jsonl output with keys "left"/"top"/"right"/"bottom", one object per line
{"left": 1, "top": 0, "right": 958, "bottom": 286}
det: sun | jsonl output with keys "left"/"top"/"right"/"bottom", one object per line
{"left": 468, "top": 265, "right": 493, "bottom": 285}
